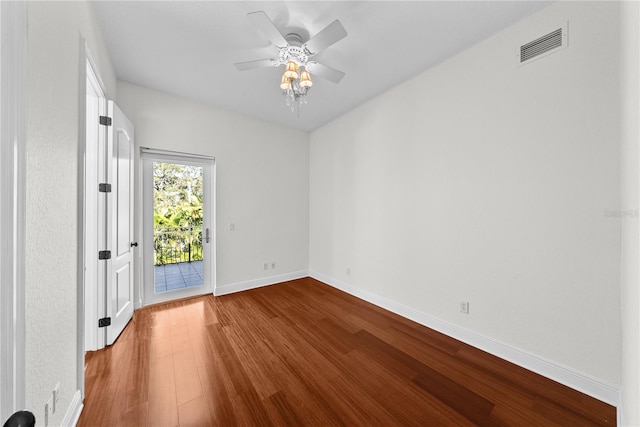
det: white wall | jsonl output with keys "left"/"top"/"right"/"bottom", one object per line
{"left": 619, "top": 1, "right": 640, "bottom": 424}
{"left": 310, "top": 0, "right": 621, "bottom": 393}
{"left": 116, "top": 82, "right": 309, "bottom": 298}
{"left": 25, "top": 1, "right": 116, "bottom": 425}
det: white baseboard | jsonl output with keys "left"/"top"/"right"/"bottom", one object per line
{"left": 61, "top": 390, "right": 83, "bottom": 427}
{"left": 308, "top": 270, "right": 620, "bottom": 408}
{"left": 214, "top": 270, "right": 308, "bottom": 296}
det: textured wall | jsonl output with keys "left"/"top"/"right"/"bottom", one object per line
{"left": 25, "top": 2, "right": 115, "bottom": 425}
{"left": 310, "top": 1, "right": 621, "bottom": 386}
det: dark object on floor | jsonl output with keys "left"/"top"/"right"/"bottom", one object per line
{"left": 3, "top": 411, "right": 35, "bottom": 427}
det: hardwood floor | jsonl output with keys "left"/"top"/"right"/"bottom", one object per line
{"left": 79, "top": 277, "right": 615, "bottom": 426}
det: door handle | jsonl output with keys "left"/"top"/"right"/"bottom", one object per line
{"left": 130, "top": 242, "right": 138, "bottom": 247}
{"left": 205, "top": 228, "right": 210, "bottom": 243}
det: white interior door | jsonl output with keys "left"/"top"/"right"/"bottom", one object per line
{"left": 106, "top": 101, "right": 135, "bottom": 345}
{"left": 141, "top": 149, "right": 215, "bottom": 306}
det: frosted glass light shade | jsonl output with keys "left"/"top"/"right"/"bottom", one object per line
{"left": 299, "top": 70, "right": 313, "bottom": 88}
{"left": 280, "top": 74, "right": 291, "bottom": 90}
{"left": 283, "top": 61, "right": 299, "bottom": 79}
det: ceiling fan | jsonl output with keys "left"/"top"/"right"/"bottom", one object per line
{"left": 235, "top": 11, "right": 348, "bottom": 111}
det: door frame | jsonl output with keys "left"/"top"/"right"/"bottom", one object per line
{"left": 0, "top": 1, "right": 26, "bottom": 420}
{"left": 140, "top": 148, "right": 216, "bottom": 306}
{"left": 83, "top": 48, "right": 108, "bottom": 352}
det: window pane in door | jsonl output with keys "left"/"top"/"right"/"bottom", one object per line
{"left": 152, "top": 162, "right": 204, "bottom": 294}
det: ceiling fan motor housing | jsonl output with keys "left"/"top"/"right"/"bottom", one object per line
{"left": 285, "top": 33, "right": 304, "bottom": 46}
{"left": 280, "top": 34, "right": 309, "bottom": 66}
{"left": 234, "top": 11, "right": 347, "bottom": 84}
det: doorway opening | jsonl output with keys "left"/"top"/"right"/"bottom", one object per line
{"left": 84, "top": 51, "right": 136, "bottom": 351}
{"left": 142, "top": 149, "right": 215, "bottom": 305}
{"left": 152, "top": 162, "right": 204, "bottom": 293}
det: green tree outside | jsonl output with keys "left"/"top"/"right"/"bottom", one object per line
{"left": 153, "top": 162, "right": 204, "bottom": 265}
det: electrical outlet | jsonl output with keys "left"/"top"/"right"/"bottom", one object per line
{"left": 271, "top": 262, "right": 276, "bottom": 269}
{"left": 45, "top": 394, "right": 52, "bottom": 427}
{"left": 53, "top": 382, "right": 60, "bottom": 414}
{"left": 229, "top": 222, "right": 235, "bottom": 231}
{"left": 460, "top": 301, "right": 470, "bottom": 314}
{"left": 346, "top": 268, "right": 351, "bottom": 276}
{"left": 263, "top": 262, "right": 269, "bottom": 270}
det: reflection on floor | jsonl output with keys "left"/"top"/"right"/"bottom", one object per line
{"left": 154, "top": 260, "right": 203, "bottom": 293}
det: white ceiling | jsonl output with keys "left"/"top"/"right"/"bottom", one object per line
{"left": 93, "top": 1, "right": 552, "bottom": 132}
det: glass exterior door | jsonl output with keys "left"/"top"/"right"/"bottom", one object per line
{"left": 142, "top": 151, "right": 214, "bottom": 305}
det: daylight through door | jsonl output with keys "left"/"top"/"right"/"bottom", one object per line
{"left": 142, "top": 150, "right": 214, "bottom": 305}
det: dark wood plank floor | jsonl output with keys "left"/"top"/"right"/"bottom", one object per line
{"left": 78, "top": 277, "right": 615, "bottom": 426}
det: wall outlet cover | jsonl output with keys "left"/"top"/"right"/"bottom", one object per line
{"left": 460, "top": 302, "right": 470, "bottom": 314}
{"left": 45, "top": 395, "right": 52, "bottom": 426}
{"left": 53, "top": 382, "right": 60, "bottom": 413}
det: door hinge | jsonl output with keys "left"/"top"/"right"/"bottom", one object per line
{"left": 98, "top": 183, "right": 112, "bottom": 193}
{"left": 99, "top": 115, "right": 112, "bottom": 126}
{"left": 98, "top": 250, "right": 111, "bottom": 260}
{"left": 98, "top": 317, "right": 111, "bottom": 328}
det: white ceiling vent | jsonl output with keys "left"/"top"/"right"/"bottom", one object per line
{"left": 517, "top": 23, "right": 568, "bottom": 66}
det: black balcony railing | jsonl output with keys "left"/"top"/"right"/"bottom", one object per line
{"left": 154, "top": 226, "right": 203, "bottom": 266}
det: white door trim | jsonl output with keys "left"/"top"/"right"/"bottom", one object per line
{"left": 0, "top": 1, "right": 27, "bottom": 421}
{"left": 83, "top": 48, "right": 108, "bottom": 352}
{"left": 140, "top": 147, "right": 215, "bottom": 161}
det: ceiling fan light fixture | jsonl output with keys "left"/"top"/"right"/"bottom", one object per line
{"left": 299, "top": 70, "right": 313, "bottom": 88}
{"left": 280, "top": 74, "right": 292, "bottom": 90}
{"left": 234, "top": 11, "right": 347, "bottom": 115}
{"left": 284, "top": 61, "right": 299, "bottom": 79}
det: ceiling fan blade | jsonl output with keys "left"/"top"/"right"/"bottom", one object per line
{"left": 234, "top": 58, "right": 279, "bottom": 71}
{"left": 247, "top": 11, "right": 288, "bottom": 49}
{"left": 306, "top": 62, "right": 345, "bottom": 84}
{"left": 302, "top": 20, "right": 347, "bottom": 55}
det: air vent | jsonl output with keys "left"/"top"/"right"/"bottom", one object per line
{"left": 518, "top": 23, "right": 567, "bottom": 65}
